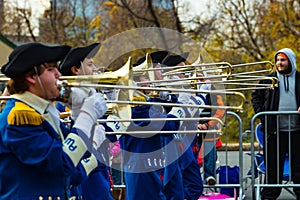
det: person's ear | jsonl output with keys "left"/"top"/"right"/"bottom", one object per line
{"left": 70, "top": 66, "right": 79, "bottom": 75}
{"left": 25, "top": 75, "right": 36, "bottom": 85}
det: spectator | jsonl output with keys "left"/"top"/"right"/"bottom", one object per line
{"left": 252, "top": 48, "right": 300, "bottom": 199}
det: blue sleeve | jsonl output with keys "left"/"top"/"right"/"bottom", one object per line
{"left": 4, "top": 123, "right": 78, "bottom": 177}
{"left": 56, "top": 102, "right": 67, "bottom": 112}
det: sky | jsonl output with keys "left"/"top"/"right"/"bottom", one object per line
{"left": 6, "top": 0, "right": 216, "bottom": 36}
{"left": 179, "top": 0, "right": 217, "bottom": 20}
{"left": 5, "top": 0, "right": 50, "bottom": 35}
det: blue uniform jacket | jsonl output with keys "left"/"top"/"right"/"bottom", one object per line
{"left": 67, "top": 117, "right": 115, "bottom": 200}
{"left": 0, "top": 98, "right": 87, "bottom": 200}
{"left": 119, "top": 97, "right": 184, "bottom": 199}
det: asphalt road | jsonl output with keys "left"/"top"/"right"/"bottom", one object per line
{"left": 210, "top": 151, "right": 297, "bottom": 200}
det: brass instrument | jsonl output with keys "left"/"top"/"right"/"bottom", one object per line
{"left": 161, "top": 62, "right": 233, "bottom": 80}
{"left": 97, "top": 116, "right": 224, "bottom": 135}
{"left": 59, "top": 82, "right": 246, "bottom": 111}
{"left": 132, "top": 53, "right": 154, "bottom": 81}
{"left": 58, "top": 57, "right": 133, "bottom": 126}
{"left": 0, "top": 54, "right": 262, "bottom": 123}
{"left": 134, "top": 59, "right": 277, "bottom": 91}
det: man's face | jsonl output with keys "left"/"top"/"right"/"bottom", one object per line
{"left": 177, "top": 61, "right": 186, "bottom": 78}
{"left": 276, "top": 54, "right": 289, "bottom": 73}
{"left": 153, "top": 63, "right": 163, "bottom": 80}
{"left": 78, "top": 58, "right": 97, "bottom": 75}
{"left": 38, "top": 63, "right": 61, "bottom": 99}
{"left": 139, "top": 76, "right": 151, "bottom": 94}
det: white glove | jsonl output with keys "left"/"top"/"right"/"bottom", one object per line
{"left": 169, "top": 75, "right": 180, "bottom": 80}
{"left": 178, "top": 92, "right": 191, "bottom": 105}
{"left": 106, "top": 115, "right": 128, "bottom": 133}
{"left": 93, "top": 124, "right": 106, "bottom": 149}
{"left": 159, "top": 91, "right": 171, "bottom": 101}
{"left": 73, "top": 93, "right": 108, "bottom": 138}
{"left": 103, "top": 89, "right": 118, "bottom": 100}
{"left": 70, "top": 87, "right": 90, "bottom": 120}
{"left": 80, "top": 93, "right": 108, "bottom": 121}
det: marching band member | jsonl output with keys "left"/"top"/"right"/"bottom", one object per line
{"left": 0, "top": 42, "right": 107, "bottom": 199}
{"left": 58, "top": 43, "right": 115, "bottom": 200}
{"left": 121, "top": 51, "right": 175, "bottom": 199}
{"left": 161, "top": 52, "right": 204, "bottom": 200}
{"left": 119, "top": 51, "right": 201, "bottom": 200}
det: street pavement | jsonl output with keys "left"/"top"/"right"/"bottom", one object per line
{"left": 209, "top": 151, "right": 297, "bottom": 200}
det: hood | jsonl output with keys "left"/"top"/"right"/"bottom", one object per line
{"left": 274, "top": 48, "right": 297, "bottom": 92}
{"left": 275, "top": 48, "right": 297, "bottom": 75}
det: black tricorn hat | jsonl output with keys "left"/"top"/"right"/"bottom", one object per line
{"left": 161, "top": 52, "right": 189, "bottom": 66}
{"left": 1, "top": 42, "right": 71, "bottom": 78}
{"left": 133, "top": 51, "right": 169, "bottom": 67}
{"left": 59, "top": 43, "right": 100, "bottom": 76}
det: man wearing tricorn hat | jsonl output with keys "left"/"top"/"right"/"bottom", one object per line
{"left": 132, "top": 50, "right": 169, "bottom": 97}
{"left": 161, "top": 52, "right": 204, "bottom": 200}
{"left": 120, "top": 50, "right": 202, "bottom": 200}
{"left": 0, "top": 42, "right": 107, "bottom": 199}
{"left": 58, "top": 42, "right": 115, "bottom": 200}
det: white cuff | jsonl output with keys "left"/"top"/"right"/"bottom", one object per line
{"left": 81, "top": 154, "right": 98, "bottom": 175}
{"left": 106, "top": 115, "right": 127, "bottom": 132}
{"left": 168, "top": 107, "right": 187, "bottom": 119}
{"left": 63, "top": 133, "right": 87, "bottom": 166}
{"left": 73, "top": 112, "right": 95, "bottom": 138}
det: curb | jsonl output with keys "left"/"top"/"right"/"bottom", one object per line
{"left": 218, "top": 143, "right": 260, "bottom": 151}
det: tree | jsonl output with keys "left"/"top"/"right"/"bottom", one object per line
{"left": 197, "top": 0, "right": 300, "bottom": 139}
{"left": 39, "top": 0, "right": 106, "bottom": 46}
{"left": 207, "top": 0, "right": 300, "bottom": 62}
{"left": 1, "top": 0, "right": 39, "bottom": 42}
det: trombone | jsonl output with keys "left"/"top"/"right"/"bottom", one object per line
{"left": 57, "top": 54, "right": 245, "bottom": 111}
{"left": 97, "top": 117, "right": 224, "bottom": 135}
{"left": 161, "top": 62, "right": 232, "bottom": 80}
{"left": 134, "top": 60, "right": 277, "bottom": 91}
{"left": 57, "top": 57, "right": 134, "bottom": 126}
{"left": 62, "top": 82, "right": 246, "bottom": 111}
{"left": 0, "top": 55, "right": 247, "bottom": 120}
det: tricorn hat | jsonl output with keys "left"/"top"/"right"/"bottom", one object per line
{"left": 161, "top": 52, "right": 189, "bottom": 67}
{"left": 133, "top": 51, "right": 169, "bottom": 67}
{"left": 59, "top": 43, "right": 100, "bottom": 76}
{"left": 1, "top": 42, "right": 71, "bottom": 78}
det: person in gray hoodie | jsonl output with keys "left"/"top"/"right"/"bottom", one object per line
{"left": 252, "top": 48, "right": 300, "bottom": 199}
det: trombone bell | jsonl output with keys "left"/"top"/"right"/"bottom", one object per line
{"left": 58, "top": 57, "right": 133, "bottom": 126}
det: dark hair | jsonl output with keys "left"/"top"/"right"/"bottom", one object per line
{"left": 6, "top": 77, "right": 29, "bottom": 94}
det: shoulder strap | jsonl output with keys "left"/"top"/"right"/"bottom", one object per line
{"left": 8, "top": 101, "right": 44, "bottom": 126}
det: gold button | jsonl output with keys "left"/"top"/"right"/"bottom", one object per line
{"left": 128, "top": 165, "right": 131, "bottom": 169}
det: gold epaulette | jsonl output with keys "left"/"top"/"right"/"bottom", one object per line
{"left": 65, "top": 106, "right": 71, "bottom": 112}
{"left": 132, "top": 96, "right": 147, "bottom": 102}
{"left": 131, "top": 95, "right": 147, "bottom": 107}
{"left": 8, "top": 102, "right": 44, "bottom": 126}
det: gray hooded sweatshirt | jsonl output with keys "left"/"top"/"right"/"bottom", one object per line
{"left": 275, "top": 48, "right": 300, "bottom": 131}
